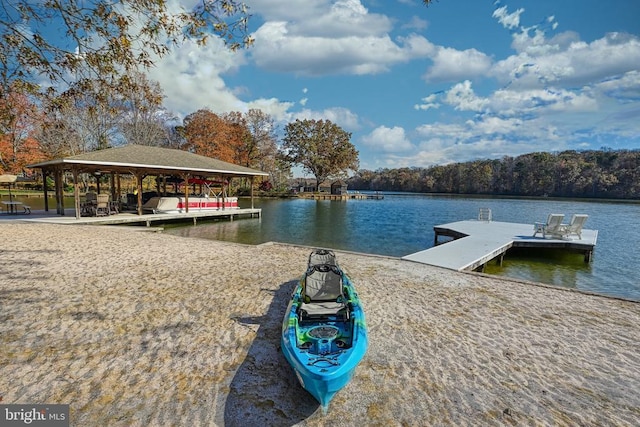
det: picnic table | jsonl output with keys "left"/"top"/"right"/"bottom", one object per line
{"left": 2, "top": 201, "right": 30, "bottom": 214}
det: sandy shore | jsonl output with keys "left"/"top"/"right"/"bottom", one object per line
{"left": 1, "top": 222, "right": 639, "bottom": 426}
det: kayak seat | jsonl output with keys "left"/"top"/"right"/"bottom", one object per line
{"left": 300, "top": 264, "right": 348, "bottom": 321}
{"left": 308, "top": 248, "right": 339, "bottom": 269}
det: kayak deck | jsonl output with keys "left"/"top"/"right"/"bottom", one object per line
{"left": 296, "top": 320, "right": 354, "bottom": 356}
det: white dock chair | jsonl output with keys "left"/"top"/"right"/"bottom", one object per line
{"left": 559, "top": 214, "right": 588, "bottom": 240}
{"left": 478, "top": 208, "right": 492, "bottom": 222}
{"left": 533, "top": 214, "right": 565, "bottom": 238}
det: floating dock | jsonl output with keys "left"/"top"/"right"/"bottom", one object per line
{"left": 402, "top": 220, "right": 598, "bottom": 272}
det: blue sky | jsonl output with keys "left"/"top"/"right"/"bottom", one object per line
{"left": 143, "top": 1, "right": 638, "bottom": 171}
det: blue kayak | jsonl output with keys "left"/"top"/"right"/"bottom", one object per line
{"left": 281, "top": 250, "right": 368, "bottom": 411}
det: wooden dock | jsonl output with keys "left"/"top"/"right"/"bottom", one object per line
{"left": 301, "top": 193, "right": 384, "bottom": 200}
{"left": 11, "top": 208, "right": 261, "bottom": 227}
{"left": 402, "top": 220, "right": 598, "bottom": 272}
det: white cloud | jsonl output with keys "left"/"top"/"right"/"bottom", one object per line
{"left": 415, "top": 122, "right": 472, "bottom": 142}
{"left": 494, "top": 29, "right": 640, "bottom": 89}
{"left": 290, "top": 107, "right": 360, "bottom": 131}
{"left": 145, "top": 38, "right": 247, "bottom": 117}
{"left": 251, "top": 22, "right": 433, "bottom": 76}
{"left": 299, "top": 0, "right": 392, "bottom": 38}
{"left": 405, "top": 117, "right": 565, "bottom": 167}
{"left": 414, "top": 93, "right": 441, "bottom": 111}
{"left": 444, "top": 80, "right": 490, "bottom": 112}
{"left": 361, "top": 126, "right": 414, "bottom": 152}
{"left": 472, "top": 116, "right": 524, "bottom": 135}
{"left": 492, "top": 5, "right": 524, "bottom": 30}
{"left": 402, "top": 15, "right": 428, "bottom": 31}
{"left": 595, "top": 70, "right": 640, "bottom": 101}
{"left": 246, "top": 98, "right": 296, "bottom": 122}
{"left": 488, "top": 87, "right": 598, "bottom": 116}
{"left": 423, "top": 47, "right": 492, "bottom": 82}
{"left": 249, "top": 0, "right": 391, "bottom": 37}
{"left": 247, "top": 0, "right": 434, "bottom": 77}
{"left": 245, "top": 0, "right": 327, "bottom": 22}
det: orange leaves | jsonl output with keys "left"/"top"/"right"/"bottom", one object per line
{"left": 0, "top": 86, "right": 42, "bottom": 173}
{"left": 182, "top": 109, "right": 249, "bottom": 164}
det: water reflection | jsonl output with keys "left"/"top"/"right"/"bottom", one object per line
{"left": 484, "top": 249, "right": 591, "bottom": 290}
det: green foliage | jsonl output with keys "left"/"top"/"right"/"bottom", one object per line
{"left": 280, "top": 119, "right": 359, "bottom": 187}
{"left": 347, "top": 150, "right": 640, "bottom": 199}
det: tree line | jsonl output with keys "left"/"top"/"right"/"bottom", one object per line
{"left": 0, "top": 76, "right": 359, "bottom": 192}
{"left": 347, "top": 150, "right": 640, "bottom": 200}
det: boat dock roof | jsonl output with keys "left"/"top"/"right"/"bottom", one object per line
{"left": 402, "top": 220, "right": 598, "bottom": 272}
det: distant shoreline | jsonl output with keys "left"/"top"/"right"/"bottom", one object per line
{"left": 4, "top": 188, "right": 640, "bottom": 204}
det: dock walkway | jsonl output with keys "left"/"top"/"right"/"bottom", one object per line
{"left": 402, "top": 220, "right": 598, "bottom": 271}
{"left": 1, "top": 208, "right": 261, "bottom": 227}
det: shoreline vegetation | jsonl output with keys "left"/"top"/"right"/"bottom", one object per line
{"left": 347, "top": 150, "right": 640, "bottom": 200}
{"left": 5, "top": 147, "right": 640, "bottom": 204}
{"left": 4, "top": 189, "right": 640, "bottom": 206}
{"left": 1, "top": 223, "right": 638, "bottom": 425}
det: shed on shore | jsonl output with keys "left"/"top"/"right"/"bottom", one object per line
{"left": 331, "top": 180, "right": 348, "bottom": 195}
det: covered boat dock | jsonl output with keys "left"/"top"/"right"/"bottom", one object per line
{"left": 27, "top": 145, "right": 269, "bottom": 220}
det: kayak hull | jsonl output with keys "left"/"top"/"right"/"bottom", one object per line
{"left": 281, "top": 273, "right": 367, "bottom": 410}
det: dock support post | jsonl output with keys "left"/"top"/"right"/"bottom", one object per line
{"left": 43, "top": 169, "right": 50, "bottom": 212}
{"left": 584, "top": 250, "right": 592, "bottom": 263}
{"left": 72, "top": 167, "right": 81, "bottom": 219}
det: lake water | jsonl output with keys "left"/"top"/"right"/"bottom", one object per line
{"left": 13, "top": 193, "right": 636, "bottom": 301}
{"left": 161, "top": 194, "right": 640, "bottom": 302}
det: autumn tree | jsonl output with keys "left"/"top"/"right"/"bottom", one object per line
{"left": 221, "top": 111, "right": 252, "bottom": 166}
{"left": 0, "top": 85, "right": 43, "bottom": 173}
{"left": 179, "top": 108, "right": 289, "bottom": 189}
{"left": 182, "top": 109, "right": 240, "bottom": 163}
{"left": 280, "top": 119, "right": 359, "bottom": 188}
{"left": 0, "top": 1, "right": 252, "bottom": 106}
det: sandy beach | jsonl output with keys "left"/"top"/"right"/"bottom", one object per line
{"left": 1, "top": 222, "right": 639, "bottom": 426}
